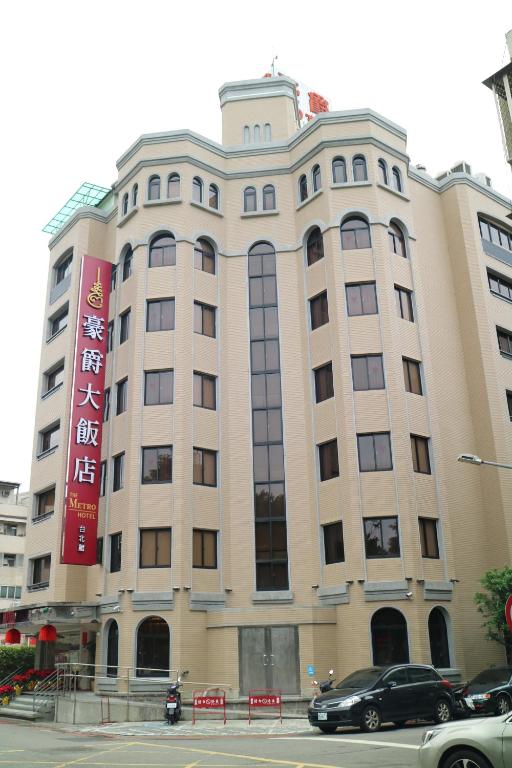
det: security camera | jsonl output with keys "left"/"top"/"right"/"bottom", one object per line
{"left": 406, "top": 591, "right": 413, "bottom": 598}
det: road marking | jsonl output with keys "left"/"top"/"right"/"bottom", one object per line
{"left": 277, "top": 736, "right": 419, "bottom": 751}
{"left": 52, "top": 742, "right": 139, "bottom": 768}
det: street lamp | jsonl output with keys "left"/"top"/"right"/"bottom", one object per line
{"left": 457, "top": 453, "right": 512, "bottom": 470}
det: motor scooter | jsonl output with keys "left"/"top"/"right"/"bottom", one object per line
{"left": 451, "top": 681, "right": 472, "bottom": 719}
{"left": 313, "top": 669, "right": 335, "bottom": 693}
{"left": 165, "top": 670, "right": 189, "bottom": 724}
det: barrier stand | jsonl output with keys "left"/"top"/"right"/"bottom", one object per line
{"left": 100, "top": 696, "right": 111, "bottom": 724}
{"left": 192, "top": 689, "right": 226, "bottom": 725}
{"left": 248, "top": 689, "right": 282, "bottom": 724}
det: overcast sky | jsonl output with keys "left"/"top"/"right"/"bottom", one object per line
{"left": 1, "top": 1, "right": 510, "bottom": 490}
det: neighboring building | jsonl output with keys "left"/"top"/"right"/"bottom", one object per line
{"left": 0, "top": 482, "right": 27, "bottom": 617}
{"left": 7, "top": 70, "right": 512, "bottom": 697}
{"left": 484, "top": 29, "right": 512, "bottom": 174}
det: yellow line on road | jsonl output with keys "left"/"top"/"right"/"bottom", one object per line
{"left": 52, "top": 742, "right": 140, "bottom": 768}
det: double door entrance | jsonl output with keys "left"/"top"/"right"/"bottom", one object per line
{"left": 239, "top": 626, "right": 300, "bottom": 695}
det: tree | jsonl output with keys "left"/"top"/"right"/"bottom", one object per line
{"left": 474, "top": 567, "right": 512, "bottom": 663}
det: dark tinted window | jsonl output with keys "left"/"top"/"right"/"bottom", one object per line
{"left": 149, "top": 234, "right": 176, "bottom": 267}
{"left": 319, "top": 440, "right": 339, "bottom": 481}
{"left": 364, "top": 517, "right": 400, "bottom": 558}
{"left": 395, "top": 286, "right": 414, "bottom": 321}
{"left": 409, "top": 667, "right": 439, "bottom": 683}
{"left": 307, "top": 227, "right": 324, "bottom": 266}
{"left": 358, "top": 433, "right": 392, "bottom": 471}
{"left": 310, "top": 291, "right": 329, "bottom": 329}
{"left": 147, "top": 299, "right": 175, "bottom": 331}
{"left": 382, "top": 668, "right": 409, "bottom": 685}
{"left": 323, "top": 521, "right": 344, "bottom": 564}
{"left": 336, "top": 668, "right": 383, "bottom": 689}
{"left": 352, "top": 355, "right": 385, "bottom": 391}
{"left": 341, "top": 217, "right": 371, "bottom": 249}
{"left": 315, "top": 363, "right": 334, "bottom": 403}
{"left": 346, "top": 283, "right": 378, "bottom": 316}
{"left": 332, "top": 157, "right": 347, "bottom": 183}
{"left": 470, "top": 668, "right": 512, "bottom": 686}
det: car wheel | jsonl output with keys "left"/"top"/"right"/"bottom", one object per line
{"left": 360, "top": 705, "right": 382, "bottom": 732}
{"left": 318, "top": 725, "right": 337, "bottom": 734}
{"left": 496, "top": 693, "right": 511, "bottom": 715}
{"left": 441, "top": 748, "right": 492, "bottom": 768}
{"left": 433, "top": 698, "right": 452, "bottom": 724}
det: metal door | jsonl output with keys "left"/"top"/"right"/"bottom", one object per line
{"left": 239, "top": 627, "right": 268, "bottom": 694}
{"left": 239, "top": 626, "right": 300, "bottom": 695}
{"left": 269, "top": 626, "right": 300, "bottom": 694}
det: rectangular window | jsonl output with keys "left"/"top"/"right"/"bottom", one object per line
{"left": 364, "top": 517, "right": 400, "bottom": 558}
{"left": 140, "top": 528, "right": 172, "bottom": 568}
{"left": 346, "top": 282, "right": 378, "bottom": 316}
{"left": 480, "top": 218, "right": 512, "bottom": 252}
{"left": 395, "top": 286, "right": 414, "bottom": 321}
{"left": 119, "top": 308, "right": 130, "bottom": 344}
{"left": 411, "top": 434, "right": 431, "bottom": 474}
{"left": 318, "top": 439, "right": 339, "bottom": 481}
{"left": 113, "top": 453, "right": 124, "bottom": 492}
{"left": 144, "top": 370, "right": 173, "bottom": 405}
{"left": 39, "top": 423, "right": 60, "bottom": 454}
{"left": 107, "top": 320, "right": 114, "bottom": 352}
{"left": 49, "top": 306, "right": 68, "bottom": 338}
{"left": 507, "top": 391, "right": 512, "bottom": 420}
{"left": 142, "top": 446, "right": 172, "bottom": 483}
{"left": 194, "top": 301, "right": 216, "bottom": 338}
{"left": 310, "top": 290, "right": 329, "bottom": 330}
{"left": 30, "top": 555, "right": 51, "bottom": 587}
{"left": 488, "top": 271, "right": 512, "bottom": 301}
{"left": 110, "top": 532, "right": 122, "bottom": 573}
{"left": 323, "top": 521, "right": 344, "bottom": 564}
{"left": 96, "top": 537, "right": 103, "bottom": 565}
{"left": 419, "top": 518, "right": 439, "bottom": 559}
{"left": 498, "top": 328, "right": 512, "bottom": 356}
{"left": 110, "top": 264, "right": 117, "bottom": 292}
{"left": 3, "top": 554, "right": 16, "bottom": 567}
{"left": 99, "top": 461, "right": 107, "bottom": 497}
{"left": 44, "top": 362, "right": 64, "bottom": 394}
{"left": 351, "top": 354, "right": 385, "bottom": 391}
{"left": 103, "top": 388, "right": 111, "bottom": 422}
{"left": 35, "top": 487, "right": 55, "bottom": 519}
{"left": 357, "top": 432, "right": 393, "bottom": 472}
{"left": 314, "top": 362, "right": 334, "bottom": 403}
{"left": 55, "top": 252, "right": 72, "bottom": 284}
{"left": 403, "top": 357, "right": 423, "bottom": 395}
{"left": 193, "top": 372, "right": 216, "bottom": 409}
{"left": 193, "top": 448, "right": 217, "bottom": 486}
{"left": 193, "top": 529, "right": 218, "bottom": 568}
{"left": 147, "top": 299, "right": 175, "bottom": 331}
{"left": 116, "top": 378, "right": 128, "bottom": 415}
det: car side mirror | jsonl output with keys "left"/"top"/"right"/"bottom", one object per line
{"left": 386, "top": 680, "right": 397, "bottom": 688}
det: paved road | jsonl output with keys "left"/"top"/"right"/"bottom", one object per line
{"left": 0, "top": 718, "right": 426, "bottom": 768}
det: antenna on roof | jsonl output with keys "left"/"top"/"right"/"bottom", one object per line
{"left": 271, "top": 55, "right": 278, "bottom": 77}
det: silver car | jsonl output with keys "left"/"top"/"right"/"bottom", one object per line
{"left": 419, "top": 713, "right": 512, "bottom": 768}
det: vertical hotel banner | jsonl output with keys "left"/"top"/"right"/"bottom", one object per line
{"left": 61, "top": 255, "right": 111, "bottom": 565}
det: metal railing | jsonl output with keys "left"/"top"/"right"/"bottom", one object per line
{"left": 0, "top": 664, "right": 24, "bottom": 688}
{"left": 32, "top": 670, "right": 59, "bottom": 713}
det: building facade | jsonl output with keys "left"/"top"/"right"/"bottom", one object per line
{"left": 0, "top": 482, "right": 27, "bottom": 619}
{"left": 13, "top": 74, "right": 512, "bottom": 696}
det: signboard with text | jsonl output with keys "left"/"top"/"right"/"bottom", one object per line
{"left": 61, "top": 255, "right": 111, "bottom": 565}
{"left": 505, "top": 595, "right": 512, "bottom": 632}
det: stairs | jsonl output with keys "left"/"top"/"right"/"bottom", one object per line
{"left": 0, "top": 691, "right": 55, "bottom": 721}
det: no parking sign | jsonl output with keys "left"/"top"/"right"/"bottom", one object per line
{"left": 505, "top": 595, "right": 512, "bottom": 631}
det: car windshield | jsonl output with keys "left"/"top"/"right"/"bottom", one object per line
{"left": 470, "top": 668, "right": 512, "bottom": 686}
{"left": 335, "top": 668, "right": 383, "bottom": 689}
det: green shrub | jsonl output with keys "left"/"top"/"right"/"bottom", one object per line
{"left": 0, "top": 646, "right": 35, "bottom": 680}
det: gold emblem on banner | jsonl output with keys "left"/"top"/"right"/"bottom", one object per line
{"left": 87, "top": 268, "right": 104, "bottom": 309}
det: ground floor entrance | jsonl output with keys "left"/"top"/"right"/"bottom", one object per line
{"left": 238, "top": 626, "right": 300, "bottom": 694}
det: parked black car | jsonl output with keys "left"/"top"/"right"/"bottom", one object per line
{"left": 463, "top": 666, "right": 512, "bottom": 716}
{"left": 308, "top": 664, "right": 454, "bottom": 733}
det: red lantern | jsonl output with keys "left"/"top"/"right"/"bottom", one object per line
{"left": 28, "top": 637, "right": 36, "bottom": 646}
{"left": 38, "top": 625, "right": 57, "bottom": 642}
{"left": 4, "top": 628, "right": 21, "bottom": 645}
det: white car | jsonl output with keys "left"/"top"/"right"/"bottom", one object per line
{"left": 419, "top": 713, "right": 512, "bottom": 768}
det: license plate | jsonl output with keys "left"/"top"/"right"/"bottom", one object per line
{"left": 167, "top": 703, "right": 177, "bottom": 709}
{"left": 318, "top": 712, "right": 328, "bottom": 721}
{"left": 465, "top": 698, "right": 475, "bottom": 710}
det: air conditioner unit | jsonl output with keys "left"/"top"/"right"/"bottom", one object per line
{"left": 450, "top": 161, "right": 472, "bottom": 175}
{"left": 474, "top": 173, "right": 492, "bottom": 188}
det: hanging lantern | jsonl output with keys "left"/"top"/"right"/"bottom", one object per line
{"left": 28, "top": 637, "right": 36, "bottom": 647}
{"left": 4, "top": 628, "right": 21, "bottom": 645}
{"left": 38, "top": 625, "right": 57, "bottom": 642}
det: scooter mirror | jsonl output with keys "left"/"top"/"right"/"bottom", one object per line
{"left": 328, "top": 669, "right": 334, "bottom": 676}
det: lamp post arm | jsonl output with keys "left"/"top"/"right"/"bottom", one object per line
{"left": 480, "top": 459, "right": 512, "bottom": 470}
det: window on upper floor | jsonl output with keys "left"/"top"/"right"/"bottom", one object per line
{"left": 110, "top": 532, "right": 122, "bottom": 572}
{"left": 44, "top": 361, "right": 64, "bottom": 394}
{"left": 110, "top": 264, "right": 117, "bottom": 292}
{"left": 100, "top": 461, "right": 106, "bottom": 497}
{"left": 314, "top": 362, "right": 334, "bottom": 403}
{"left": 419, "top": 518, "right": 439, "bottom": 558}
{"left": 243, "top": 125, "right": 250, "bottom": 143}
{"left": 145, "top": 370, "right": 173, "bottom": 405}
{"left": 192, "top": 176, "right": 203, "bottom": 203}
{"left": 312, "top": 164, "right": 321, "bottom": 192}
{"left": 351, "top": 354, "right": 385, "bottom": 391}
{"left": 254, "top": 124, "right": 261, "bottom": 142}
{"left": 507, "top": 390, "right": 512, "bottom": 420}
{"left": 388, "top": 222, "right": 407, "bottom": 257}
{"left": 193, "top": 529, "right": 218, "bottom": 568}
{"left": 299, "top": 174, "right": 308, "bottom": 202}
{"left": 148, "top": 175, "right": 160, "bottom": 201}
{"left": 392, "top": 166, "right": 403, "bottom": 192}
{"left": 39, "top": 422, "right": 60, "bottom": 455}
{"left": 149, "top": 233, "right": 176, "bottom": 267}
{"left": 116, "top": 377, "right": 128, "bottom": 415}
{"left": 103, "top": 388, "right": 110, "bottom": 422}
{"left": 193, "top": 448, "right": 217, "bottom": 486}
{"left": 194, "top": 301, "right": 216, "bottom": 338}
{"left": 378, "top": 159, "right": 388, "bottom": 185}
{"left": 341, "top": 216, "right": 371, "bottom": 249}
{"left": 96, "top": 536, "right": 103, "bottom": 564}
{"left": 306, "top": 227, "right": 324, "bottom": 266}
{"left": 395, "top": 286, "right": 414, "bottom": 321}
{"left": 113, "top": 453, "right": 124, "bottom": 492}
{"left": 167, "top": 173, "right": 180, "bottom": 198}
{"left": 132, "top": 184, "right": 138, "bottom": 207}
{"left": 346, "top": 282, "right": 378, "bottom": 316}
{"left": 310, "top": 290, "right": 329, "bottom": 330}
{"left": 209, "top": 184, "right": 219, "bottom": 210}
{"left": 122, "top": 193, "right": 129, "bottom": 216}
{"left": 142, "top": 446, "right": 172, "bottom": 484}
{"left": 194, "top": 238, "right": 215, "bottom": 274}
{"left": 262, "top": 184, "right": 276, "bottom": 211}
{"left": 264, "top": 123, "right": 271, "bottom": 142}
{"left": 244, "top": 186, "right": 257, "bottom": 213}
{"left": 403, "top": 358, "right": 423, "bottom": 395}
{"left": 357, "top": 432, "right": 392, "bottom": 471}
{"left": 332, "top": 156, "right": 347, "bottom": 183}
{"left": 48, "top": 305, "right": 68, "bottom": 339}
{"left": 318, "top": 439, "right": 339, "bottom": 481}
{"left": 29, "top": 555, "right": 51, "bottom": 588}
{"left": 35, "top": 487, "right": 55, "bottom": 519}
{"left": 364, "top": 517, "right": 400, "bottom": 558}
{"left": 479, "top": 217, "right": 512, "bottom": 251}
{"left": 55, "top": 251, "right": 73, "bottom": 285}
{"left": 411, "top": 434, "right": 431, "bottom": 474}
{"left": 147, "top": 299, "right": 175, "bottom": 331}
{"left": 488, "top": 270, "right": 512, "bottom": 301}
{"left": 119, "top": 307, "right": 131, "bottom": 342}
{"left": 107, "top": 320, "right": 114, "bottom": 352}
{"left": 140, "top": 528, "right": 172, "bottom": 568}
{"left": 323, "top": 521, "right": 344, "bottom": 564}
{"left": 122, "top": 247, "right": 132, "bottom": 281}
{"left": 498, "top": 327, "right": 512, "bottom": 356}
{"left": 352, "top": 155, "right": 368, "bottom": 182}
{"left": 193, "top": 371, "right": 216, "bottom": 409}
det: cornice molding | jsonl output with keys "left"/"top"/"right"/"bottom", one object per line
{"left": 48, "top": 206, "right": 115, "bottom": 249}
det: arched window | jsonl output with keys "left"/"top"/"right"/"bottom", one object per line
{"left": 167, "top": 173, "right": 180, "bottom": 198}
{"left": 378, "top": 159, "right": 388, "bottom": 186}
{"left": 243, "top": 125, "right": 250, "bottom": 144}
{"left": 307, "top": 227, "right": 324, "bottom": 266}
{"left": 194, "top": 238, "right": 215, "bottom": 274}
{"left": 312, "top": 164, "right": 321, "bottom": 193}
{"left": 149, "top": 233, "right": 176, "bottom": 268}
{"left": 332, "top": 157, "right": 347, "bottom": 184}
{"left": 353, "top": 155, "right": 368, "bottom": 182}
{"left": 392, "top": 166, "right": 403, "bottom": 192}
{"left": 371, "top": 608, "right": 409, "bottom": 665}
{"left": 429, "top": 608, "right": 451, "bottom": 668}
{"left": 192, "top": 176, "right": 203, "bottom": 204}
{"left": 244, "top": 186, "right": 257, "bottom": 213}
{"left": 209, "top": 184, "right": 219, "bottom": 210}
{"left": 148, "top": 175, "right": 160, "bottom": 201}
{"left": 388, "top": 222, "right": 406, "bottom": 257}
{"left": 106, "top": 620, "right": 118, "bottom": 677}
{"left": 262, "top": 184, "right": 276, "bottom": 211}
{"left": 299, "top": 174, "right": 308, "bottom": 202}
{"left": 132, "top": 184, "right": 138, "bottom": 207}
{"left": 254, "top": 124, "right": 261, "bottom": 143}
{"left": 122, "top": 247, "right": 132, "bottom": 281}
{"left": 264, "top": 123, "right": 271, "bottom": 142}
{"left": 122, "top": 193, "right": 128, "bottom": 216}
{"left": 136, "top": 616, "right": 169, "bottom": 677}
{"left": 340, "top": 217, "right": 371, "bottom": 249}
